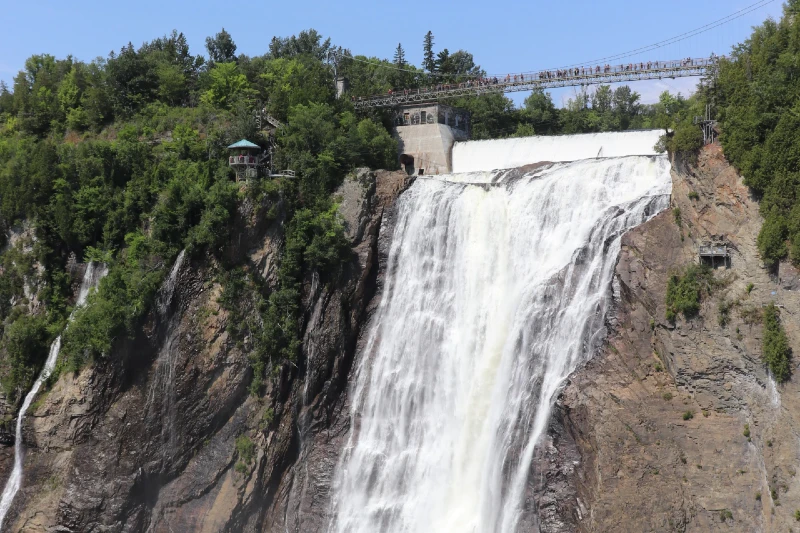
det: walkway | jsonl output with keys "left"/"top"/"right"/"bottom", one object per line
{"left": 351, "top": 57, "right": 717, "bottom": 110}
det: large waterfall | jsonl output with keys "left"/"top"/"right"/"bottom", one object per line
{"left": 328, "top": 132, "right": 671, "bottom": 532}
{"left": 0, "top": 263, "right": 108, "bottom": 529}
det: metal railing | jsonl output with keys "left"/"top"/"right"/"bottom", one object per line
{"left": 351, "top": 57, "right": 719, "bottom": 110}
{"left": 699, "top": 245, "right": 728, "bottom": 256}
{"left": 229, "top": 155, "right": 258, "bottom": 166}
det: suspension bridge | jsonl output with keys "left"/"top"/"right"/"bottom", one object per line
{"left": 350, "top": 57, "right": 718, "bottom": 110}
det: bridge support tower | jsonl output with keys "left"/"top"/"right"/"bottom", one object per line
{"left": 392, "top": 103, "right": 470, "bottom": 175}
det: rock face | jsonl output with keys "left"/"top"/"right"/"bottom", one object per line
{"left": 0, "top": 169, "right": 412, "bottom": 532}
{"left": 537, "top": 144, "right": 800, "bottom": 532}
{"left": 8, "top": 144, "right": 800, "bottom": 533}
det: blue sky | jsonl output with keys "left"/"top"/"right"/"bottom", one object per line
{"left": 0, "top": 0, "right": 785, "bottom": 107}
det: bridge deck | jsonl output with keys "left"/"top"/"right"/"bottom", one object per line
{"left": 352, "top": 57, "right": 716, "bottom": 110}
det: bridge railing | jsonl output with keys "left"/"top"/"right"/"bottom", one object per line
{"left": 351, "top": 56, "right": 720, "bottom": 110}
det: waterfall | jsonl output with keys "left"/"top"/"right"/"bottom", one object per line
{"left": 328, "top": 134, "right": 671, "bottom": 533}
{"left": 0, "top": 262, "right": 108, "bottom": 529}
{"left": 145, "top": 250, "right": 186, "bottom": 464}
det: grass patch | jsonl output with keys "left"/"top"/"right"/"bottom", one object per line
{"left": 682, "top": 410, "right": 694, "bottom": 421}
{"left": 235, "top": 434, "right": 255, "bottom": 464}
{"left": 718, "top": 299, "right": 732, "bottom": 327}
{"left": 763, "top": 303, "right": 792, "bottom": 383}
{"left": 665, "top": 264, "right": 714, "bottom": 321}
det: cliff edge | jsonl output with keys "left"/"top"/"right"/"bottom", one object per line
{"left": 538, "top": 144, "right": 800, "bottom": 532}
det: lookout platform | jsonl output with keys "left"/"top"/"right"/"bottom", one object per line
{"left": 699, "top": 241, "right": 729, "bottom": 268}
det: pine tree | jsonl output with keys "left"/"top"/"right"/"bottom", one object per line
{"left": 205, "top": 28, "right": 237, "bottom": 64}
{"left": 435, "top": 48, "right": 450, "bottom": 75}
{"left": 423, "top": 31, "right": 435, "bottom": 73}
{"left": 393, "top": 43, "right": 406, "bottom": 67}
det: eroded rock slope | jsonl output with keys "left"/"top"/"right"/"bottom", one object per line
{"left": 0, "top": 169, "right": 411, "bottom": 533}
{"left": 539, "top": 144, "right": 800, "bottom": 532}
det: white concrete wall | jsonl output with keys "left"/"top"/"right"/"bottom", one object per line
{"left": 452, "top": 130, "right": 664, "bottom": 173}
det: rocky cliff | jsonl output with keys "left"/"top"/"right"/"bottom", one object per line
{"left": 5, "top": 143, "right": 798, "bottom": 533}
{"left": 537, "top": 144, "right": 800, "bottom": 532}
{"left": 0, "top": 168, "right": 412, "bottom": 532}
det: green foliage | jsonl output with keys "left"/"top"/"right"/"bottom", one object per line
{"left": 205, "top": 28, "right": 237, "bottom": 64}
{"left": 662, "top": 392, "right": 673, "bottom": 401}
{"left": 746, "top": 282, "right": 755, "bottom": 294}
{"left": 719, "top": 509, "right": 733, "bottom": 522}
{"left": 682, "top": 410, "right": 694, "bottom": 420}
{"left": 235, "top": 434, "right": 255, "bottom": 464}
{"left": 688, "top": 191, "right": 699, "bottom": 200}
{"left": 715, "top": 4, "right": 800, "bottom": 266}
{"left": 665, "top": 264, "right": 714, "bottom": 321}
{"left": 664, "top": 120, "right": 704, "bottom": 157}
{"left": 258, "top": 57, "right": 334, "bottom": 121}
{"left": 718, "top": 299, "right": 732, "bottom": 327}
{"left": 0, "top": 26, "right": 408, "bottom": 396}
{"left": 743, "top": 423, "right": 751, "bottom": 438}
{"left": 60, "top": 253, "right": 164, "bottom": 371}
{"left": 673, "top": 207, "right": 682, "bottom": 227}
{"left": 423, "top": 31, "right": 435, "bottom": 73}
{"left": 393, "top": 43, "right": 406, "bottom": 67}
{"left": 1, "top": 314, "right": 50, "bottom": 402}
{"left": 757, "top": 210, "right": 788, "bottom": 267}
{"left": 201, "top": 62, "right": 251, "bottom": 109}
{"left": 762, "top": 303, "right": 792, "bottom": 383}
{"left": 83, "top": 246, "right": 113, "bottom": 264}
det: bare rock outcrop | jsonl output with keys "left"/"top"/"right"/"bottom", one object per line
{"left": 0, "top": 169, "right": 412, "bottom": 532}
{"left": 538, "top": 144, "right": 800, "bottom": 532}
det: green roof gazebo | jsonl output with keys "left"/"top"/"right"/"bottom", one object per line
{"left": 228, "top": 139, "right": 263, "bottom": 182}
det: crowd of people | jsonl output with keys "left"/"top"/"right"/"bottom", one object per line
{"left": 352, "top": 56, "right": 719, "bottom": 102}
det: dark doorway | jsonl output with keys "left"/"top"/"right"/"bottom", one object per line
{"left": 400, "top": 153, "right": 415, "bottom": 175}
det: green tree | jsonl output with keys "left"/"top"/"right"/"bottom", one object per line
{"left": 205, "top": 28, "right": 237, "bottom": 63}
{"left": 452, "top": 93, "right": 519, "bottom": 140}
{"left": 763, "top": 303, "right": 792, "bottom": 382}
{"left": 201, "top": 62, "right": 250, "bottom": 109}
{"left": 423, "top": 31, "right": 435, "bottom": 73}
{"left": 523, "top": 89, "right": 559, "bottom": 135}
{"left": 268, "top": 29, "right": 331, "bottom": 61}
{"left": 592, "top": 85, "right": 613, "bottom": 114}
{"left": 258, "top": 57, "right": 334, "bottom": 121}
{"left": 393, "top": 43, "right": 406, "bottom": 67}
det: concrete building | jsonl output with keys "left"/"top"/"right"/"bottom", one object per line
{"left": 393, "top": 103, "right": 470, "bottom": 175}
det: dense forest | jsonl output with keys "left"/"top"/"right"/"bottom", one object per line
{"left": 2, "top": 12, "right": 785, "bottom": 404}
{"left": 714, "top": 0, "right": 800, "bottom": 269}
{"left": 0, "top": 29, "right": 401, "bottom": 402}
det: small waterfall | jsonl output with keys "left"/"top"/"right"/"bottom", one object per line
{"left": 767, "top": 374, "right": 781, "bottom": 409}
{"left": 157, "top": 249, "right": 185, "bottom": 316}
{"left": 327, "top": 134, "right": 671, "bottom": 532}
{"left": 0, "top": 262, "right": 108, "bottom": 529}
{"left": 145, "top": 250, "right": 186, "bottom": 465}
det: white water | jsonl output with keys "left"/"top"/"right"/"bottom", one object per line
{"left": 452, "top": 129, "right": 664, "bottom": 173}
{"left": 328, "top": 133, "right": 671, "bottom": 533}
{"left": 146, "top": 250, "right": 186, "bottom": 464}
{"left": 0, "top": 262, "right": 108, "bottom": 528}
